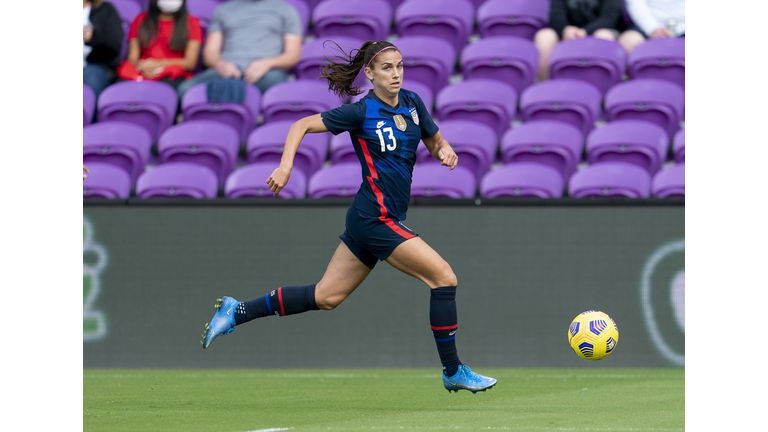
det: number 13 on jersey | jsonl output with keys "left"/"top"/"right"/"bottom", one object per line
{"left": 375, "top": 127, "right": 397, "bottom": 152}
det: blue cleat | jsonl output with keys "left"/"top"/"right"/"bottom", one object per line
{"left": 201, "top": 296, "right": 238, "bottom": 349}
{"left": 443, "top": 365, "right": 497, "bottom": 393}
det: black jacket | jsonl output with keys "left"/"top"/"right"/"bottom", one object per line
{"left": 549, "top": 0, "right": 623, "bottom": 37}
{"left": 85, "top": 1, "right": 124, "bottom": 69}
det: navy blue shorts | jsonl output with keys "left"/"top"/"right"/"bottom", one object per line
{"left": 339, "top": 205, "right": 418, "bottom": 269}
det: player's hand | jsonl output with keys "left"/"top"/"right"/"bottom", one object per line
{"left": 244, "top": 58, "right": 273, "bottom": 85}
{"left": 214, "top": 61, "right": 242, "bottom": 79}
{"left": 266, "top": 165, "right": 292, "bottom": 197}
{"left": 649, "top": 27, "right": 672, "bottom": 39}
{"left": 83, "top": 165, "right": 89, "bottom": 180}
{"left": 437, "top": 145, "right": 458, "bottom": 171}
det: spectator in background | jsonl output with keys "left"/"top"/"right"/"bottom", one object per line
{"left": 83, "top": 0, "right": 124, "bottom": 100}
{"left": 176, "top": 0, "right": 303, "bottom": 98}
{"left": 117, "top": 0, "right": 203, "bottom": 88}
{"left": 534, "top": 0, "right": 624, "bottom": 81}
{"left": 619, "top": 0, "right": 685, "bottom": 53}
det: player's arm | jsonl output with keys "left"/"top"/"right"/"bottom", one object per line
{"left": 422, "top": 130, "right": 458, "bottom": 171}
{"left": 266, "top": 114, "right": 329, "bottom": 196}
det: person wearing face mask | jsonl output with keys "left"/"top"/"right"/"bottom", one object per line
{"left": 83, "top": 0, "right": 123, "bottom": 100}
{"left": 117, "top": 0, "right": 203, "bottom": 88}
{"left": 175, "top": 0, "right": 303, "bottom": 98}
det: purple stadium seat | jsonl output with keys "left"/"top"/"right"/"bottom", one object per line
{"left": 261, "top": 80, "right": 342, "bottom": 123}
{"left": 295, "top": 36, "right": 366, "bottom": 82}
{"left": 460, "top": 36, "right": 539, "bottom": 94}
{"left": 308, "top": 162, "right": 362, "bottom": 198}
{"left": 568, "top": 162, "right": 651, "bottom": 198}
{"left": 329, "top": 132, "right": 358, "bottom": 165}
{"left": 180, "top": 81, "right": 260, "bottom": 143}
{"left": 480, "top": 162, "right": 564, "bottom": 198}
{"left": 157, "top": 120, "right": 240, "bottom": 186}
{"left": 411, "top": 164, "right": 476, "bottom": 198}
{"left": 225, "top": 162, "right": 308, "bottom": 198}
{"left": 395, "top": 36, "right": 456, "bottom": 96}
{"left": 673, "top": 129, "right": 685, "bottom": 163}
{"left": 549, "top": 37, "right": 627, "bottom": 96}
{"left": 586, "top": 120, "right": 669, "bottom": 175}
{"left": 136, "top": 162, "right": 219, "bottom": 198}
{"left": 652, "top": 163, "right": 685, "bottom": 198}
{"left": 110, "top": 0, "right": 142, "bottom": 58}
{"left": 416, "top": 120, "right": 497, "bottom": 183}
{"left": 186, "top": 0, "right": 217, "bottom": 32}
{"left": 280, "top": 0, "right": 310, "bottom": 34}
{"left": 500, "top": 120, "right": 584, "bottom": 181}
{"left": 435, "top": 79, "right": 518, "bottom": 140}
{"left": 97, "top": 81, "right": 178, "bottom": 142}
{"left": 84, "top": 84, "right": 96, "bottom": 127}
{"left": 519, "top": 79, "right": 602, "bottom": 137}
{"left": 395, "top": 0, "right": 475, "bottom": 53}
{"left": 351, "top": 81, "right": 434, "bottom": 114}
{"left": 312, "top": 0, "right": 392, "bottom": 41}
{"left": 83, "top": 162, "right": 132, "bottom": 199}
{"left": 604, "top": 78, "right": 685, "bottom": 138}
{"left": 83, "top": 121, "right": 153, "bottom": 183}
{"left": 477, "top": 0, "right": 550, "bottom": 40}
{"left": 246, "top": 120, "right": 330, "bottom": 177}
{"left": 629, "top": 37, "right": 685, "bottom": 90}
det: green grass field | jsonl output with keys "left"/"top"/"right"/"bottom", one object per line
{"left": 83, "top": 369, "right": 684, "bottom": 432}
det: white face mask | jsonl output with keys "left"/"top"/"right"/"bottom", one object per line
{"left": 157, "top": 0, "right": 183, "bottom": 14}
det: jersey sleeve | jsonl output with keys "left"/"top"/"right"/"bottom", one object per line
{"left": 187, "top": 16, "right": 203, "bottom": 42}
{"left": 282, "top": 3, "right": 304, "bottom": 36}
{"left": 128, "top": 12, "right": 146, "bottom": 40}
{"left": 321, "top": 101, "right": 366, "bottom": 135}
{"left": 206, "top": 6, "right": 223, "bottom": 34}
{"left": 414, "top": 93, "right": 439, "bottom": 138}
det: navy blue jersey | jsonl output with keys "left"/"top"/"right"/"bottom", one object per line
{"left": 321, "top": 89, "right": 439, "bottom": 221}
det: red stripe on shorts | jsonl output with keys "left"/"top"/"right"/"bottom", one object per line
{"left": 358, "top": 138, "right": 416, "bottom": 240}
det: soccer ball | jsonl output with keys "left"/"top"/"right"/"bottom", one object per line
{"left": 568, "top": 310, "right": 619, "bottom": 360}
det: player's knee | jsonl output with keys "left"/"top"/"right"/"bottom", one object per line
{"left": 432, "top": 261, "right": 457, "bottom": 288}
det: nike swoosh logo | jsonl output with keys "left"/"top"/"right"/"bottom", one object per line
{"left": 226, "top": 306, "right": 234, "bottom": 316}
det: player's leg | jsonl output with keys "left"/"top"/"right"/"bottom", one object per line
{"left": 386, "top": 237, "right": 497, "bottom": 393}
{"left": 202, "top": 242, "right": 372, "bottom": 348}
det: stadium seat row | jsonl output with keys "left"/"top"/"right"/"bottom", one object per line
{"left": 84, "top": 75, "right": 685, "bottom": 156}
{"left": 83, "top": 117, "right": 684, "bottom": 193}
{"left": 83, "top": 158, "right": 684, "bottom": 200}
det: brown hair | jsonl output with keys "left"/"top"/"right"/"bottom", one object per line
{"left": 138, "top": 0, "right": 190, "bottom": 52}
{"left": 319, "top": 40, "right": 399, "bottom": 99}
{"left": 91, "top": 0, "right": 104, "bottom": 7}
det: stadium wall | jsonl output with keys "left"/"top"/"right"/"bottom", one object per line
{"left": 83, "top": 200, "right": 684, "bottom": 369}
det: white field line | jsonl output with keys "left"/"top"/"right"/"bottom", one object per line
{"left": 240, "top": 428, "right": 293, "bottom": 432}
{"left": 307, "top": 428, "right": 682, "bottom": 431}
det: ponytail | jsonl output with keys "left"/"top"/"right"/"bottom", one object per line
{"left": 320, "top": 40, "right": 399, "bottom": 99}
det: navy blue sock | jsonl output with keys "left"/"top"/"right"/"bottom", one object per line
{"left": 430, "top": 286, "right": 462, "bottom": 377}
{"left": 234, "top": 284, "right": 318, "bottom": 325}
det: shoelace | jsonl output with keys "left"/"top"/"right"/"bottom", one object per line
{"left": 460, "top": 365, "right": 483, "bottom": 384}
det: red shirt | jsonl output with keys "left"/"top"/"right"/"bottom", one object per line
{"left": 129, "top": 13, "right": 203, "bottom": 61}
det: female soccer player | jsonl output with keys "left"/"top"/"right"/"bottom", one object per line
{"left": 201, "top": 40, "right": 497, "bottom": 394}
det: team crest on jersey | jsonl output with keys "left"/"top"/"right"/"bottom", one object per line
{"left": 409, "top": 107, "right": 419, "bottom": 125}
{"left": 393, "top": 114, "right": 407, "bottom": 131}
